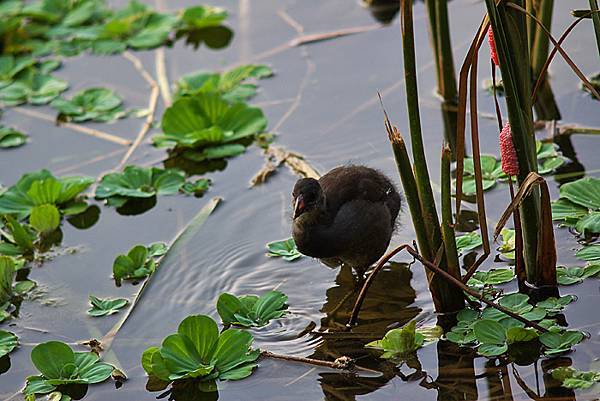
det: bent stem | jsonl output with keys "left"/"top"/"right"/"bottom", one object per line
{"left": 348, "top": 243, "right": 548, "bottom": 332}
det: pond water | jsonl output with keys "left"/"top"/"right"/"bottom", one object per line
{"left": 0, "top": 0, "right": 599, "bottom": 400}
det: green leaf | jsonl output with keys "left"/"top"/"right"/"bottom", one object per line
{"left": 155, "top": 93, "right": 267, "bottom": 155}
{"left": 575, "top": 212, "right": 600, "bottom": 236}
{"left": 0, "top": 329, "right": 18, "bottom": 357}
{"left": 551, "top": 198, "right": 589, "bottom": 221}
{"left": 552, "top": 366, "right": 600, "bottom": 390}
{"left": 212, "top": 328, "right": 258, "bottom": 373}
{"left": 540, "top": 330, "right": 584, "bottom": 355}
{"left": 366, "top": 320, "right": 424, "bottom": 356}
{"left": 478, "top": 343, "right": 508, "bottom": 357}
{"left": 0, "top": 256, "right": 16, "bottom": 304}
{"left": 148, "top": 242, "right": 168, "bottom": 257}
{"left": 96, "top": 166, "right": 185, "bottom": 202}
{"left": 87, "top": 295, "right": 128, "bottom": 317}
{"left": 31, "top": 341, "right": 75, "bottom": 379}
{"left": 455, "top": 232, "right": 483, "bottom": 255}
{"left": 266, "top": 238, "right": 302, "bottom": 262}
{"left": 0, "top": 125, "right": 28, "bottom": 148}
{"left": 559, "top": 177, "right": 600, "bottom": 210}
{"left": 469, "top": 268, "right": 515, "bottom": 286}
{"left": 0, "top": 170, "right": 92, "bottom": 219}
{"left": 113, "top": 243, "right": 162, "bottom": 284}
{"left": 180, "top": 178, "right": 211, "bottom": 196}
{"left": 177, "top": 315, "right": 219, "bottom": 362}
{"left": 498, "top": 228, "right": 515, "bottom": 260}
{"left": 217, "top": 291, "right": 287, "bottom": 327}
{"left": 576, "top": 244, "right": 600, "bottom": 261}
{"left": 473, "top": 320, "right": 506, "bottom": 344}
{"left": 506, "top": 327, "right": 538, "bottom": 344}
{"left": 180, "top": 5, "right": 228, "bottom": 29}
{"left": 29, "top": 204, "right": 60, "bottom": 233}
{"left": 51, "top": 87, "right": 125, "bottom": 123}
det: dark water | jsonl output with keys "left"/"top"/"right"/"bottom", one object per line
{"left": 1, "top": 0, "right": 599, "bottom": 400}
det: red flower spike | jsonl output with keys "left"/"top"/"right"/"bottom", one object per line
{"left": 487, "top": 27, "right": 499, "bottom": 66}
{"left": 499, "top": 122, "right": 519, "bottom": 176}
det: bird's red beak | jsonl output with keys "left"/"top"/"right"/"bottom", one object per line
{"left": 293, "top": 194, "right": 305, "bottom": 219}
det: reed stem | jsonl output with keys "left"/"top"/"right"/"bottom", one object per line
{"left": 441, "top": 144, "right": 460, "bottom": 280}
{"left": 400, "top": 0, "right": 442, "bottom": 253}
{"left": 485, "top": 0, "right": 541, "bottom": 284}
{"left": 590, "top": 0, "right": 600, "bottom": 60}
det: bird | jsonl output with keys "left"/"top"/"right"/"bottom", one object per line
{"left": 291, "top": 165, "right": 401, "bottom": 277}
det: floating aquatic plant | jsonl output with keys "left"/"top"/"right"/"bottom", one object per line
{"left": 174, "top": 64, "right": 273, "bottom": 103}
{"left": 141, "top": 315, "right": 259, "bottom": 383}
{"left": 266, "top": 238, "right": 302, "bottom": 262}
{"left": 576, "top": 244, "right": 600, "bottom": 261}
{"left": 366, "top": 320, "right": 442, "bottom": 364}
{"left": 446, "top": 292, "right": 584, "bottom": 357}
{"left": 498, "top": 228, "right": 515, "bottom": 260}
{"left": 51, "top": 87, "right": 126, "bottom": 122}
{"left": 552, "top": 177, "right": 600, "bottom": 236}
{"left": 0, "top": 70, "right": 68, "bottom": 106}
{"left": 153, "top": 93, "right": 267, "bottom": 161}
{"left": 467, "top": 268, "right": 515, "bottom": 288}
{"left": 175, "top": 5, "right": 233, "bottom": 50}
{"left": 0, "top": 169, "right": 94, "bottom": 221}
{"left": 0, "top": 125, "right": 27, "bottom": 148}
{"left": 24, "top": 341, "right": 115, "bottom": 397}
{"left": 556, "top": 264, "right": 600, "bottom": 285}
{"left": 459, "top": 155, "right": 502, "bottom": 196}
{"left": 217, "top": 290, "right": 288, "bottom": 327}
{"left": 87, "top": 295, "right": 128, "bottom": 317}
{"left": 455, "top": 232, "right": 483, "bottom": 255}
{"left": 95, "top": 166, "right": 187, "bottom": 208}
{"left": 0, "top": 255, "right": 37, "bottom": 322}
{"left": 112, "top": 242, "right": 167, "bottom": 286}
{"left": 552, "top": 366, "right": 600, "bottom": 390}
{"left": 0, "top": 329, "right": 18, "bottom": 358}
{"left": 0, "top": 216, "right": 36, "bottom": 258}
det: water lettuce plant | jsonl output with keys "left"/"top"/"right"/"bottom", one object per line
{"left": 0, "top": 329, "right": 18, "bottom": 358}
{"left": 0, "top": 70, "right": 68, "bottom": 106}
{"left": 552, "top": 177, "right": 600, "bottom": 236}
{"left": 446, "top": 293, "right": 584, "bottom": 357}
{"left": 467, "top": 268, "right": 515, "bottom": 288}
{"left": 112, "top": 242, "right": 167, "bottom": 285}
{"left": 153, "top": 93, "right": 267, "bottom": 161}
{"left": 0, "top": 169, "right": 94, "bottom": 220}
{"left": 576, "top": 244, "right": 600, "bottom": 261}
{"left": 0, "top": 216, "right": 36, "bottom": 258}
{"left": 266, "top": 238, "right": 302, "bottom": 262}
{"left": 87, "top": 295, "right": 128, "bottom": 317}
{"left": 0, "top": 55, "right": 36, "bottom": 88}
{"left": 174, "top": 64, "right": 273, "bottom": 103}
{"left": 0, "top": 125, "right": 27, "bottom": 148}
{"left": 460, "top": 155, "right": 502, "bottom": 196}
{"left": 366, "top": 320, "right": 442, "bottom": 363}
{"left": 455, "top": 232, "right": 483, "bottom": 255}
{"left": 175, "top": 5, "right": 233, "bottom": 50}
{"left": 24, "top": 341, "right": 115, "bottom": 397}
{"left": 141, "top": 315, "right": 259, "bottom": 383}
{"left": 217, "top": 290, "right": 288, "bottom": 327}
{"left": 552, "top": 366, "right": 600, "bottom": 390}
{"left": 51, "top": 87, "right": 126, "bottom": 122}
{"left": 497, "top": 228, "right": 515, "bottom": 260}
{"left": 95, "top": 166, "right": 188, "bottom": 207}
{"left": 556, "top": 264, "right": 600, "bottom": 285}
{"left": 0, "top": 255, "right": 37, "bottom": 322}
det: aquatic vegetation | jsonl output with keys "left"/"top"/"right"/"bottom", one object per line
{"left": 459, "top": 155, "right": 502, "bottom": 196}
{"left": 180, "top": 178, "right": 211, "bottom": 197}
{"left": 141, "top": 315, "right": 259, "bottom": 383}
{"left": 153, "top": 93, "right": 268, "bottom": 161}
{"left": 552, "top": 177, "right": 600, "bottom": 236}
{"left": 24, "top": 341, "right": 115, "bottom": 397}
{"left": 581, "top": 72, "right": 600, "bottom": 99}
{"left": 266, "top": 238, "right": 302, "bottom": 261}
{"left": 366, "top": 320, "right": 442, "bottom": 361}
{"left": 446, "top": 293, "right": 584, "bottom": 357}
{"left": 50, "top": 87, "right": 126, "bottom": 122}
{"left": 576, "top": 244, "right": 600, "bottom": 261}
{"left": 0, "top": 217, "right": 36, "bottom": 257}
{"left": 175, "top": 5, "right": 233, "bottom": 50}
{"left": 87, "top": 295, "right": 128, "bottom": 317}
{"left": 0, "top": 125, "right": 28, "bottom": 148}
{"left": 217, "top": 290, "right": 288, "bottom": 327}
{"left": 174, "top": 64, "right": 273, "bottom": 103}
{"left": 112, "top": 243, "right": 167, "bottom": 286}
{"left": 0, "top": 70, "right": 68, "bottom": 106}
{"left": 95, "top": 166, "right": 199, "bottom": 208}
{"left": 467, "top": 268, "right": 515, "bottom": 287}
{"left": 0, "top": 329, "right": 18, "bottom": 358}
{"left": 552, "top": 366, "right": 600, "bottom": 390}
{"left": 0, "top": 55, "right": 36, "bottom": 88}
{"left": 0, "top": 255, "right": 37, "bottom": 322}
{"left": 497, "top": 228, "right": 515, "bottom": 261}
{"left": 0, "top": 169, "right": 94, "bottom": 220}
{"left": 556, "top": 264, "right": 600, "bottom": 285}
{"left": 455, "top": 232, "right": 483, "bottom": 255}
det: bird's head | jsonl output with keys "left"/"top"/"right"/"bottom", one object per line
{"left": 292, "top": 178, "right": 324, "bottom": 220}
